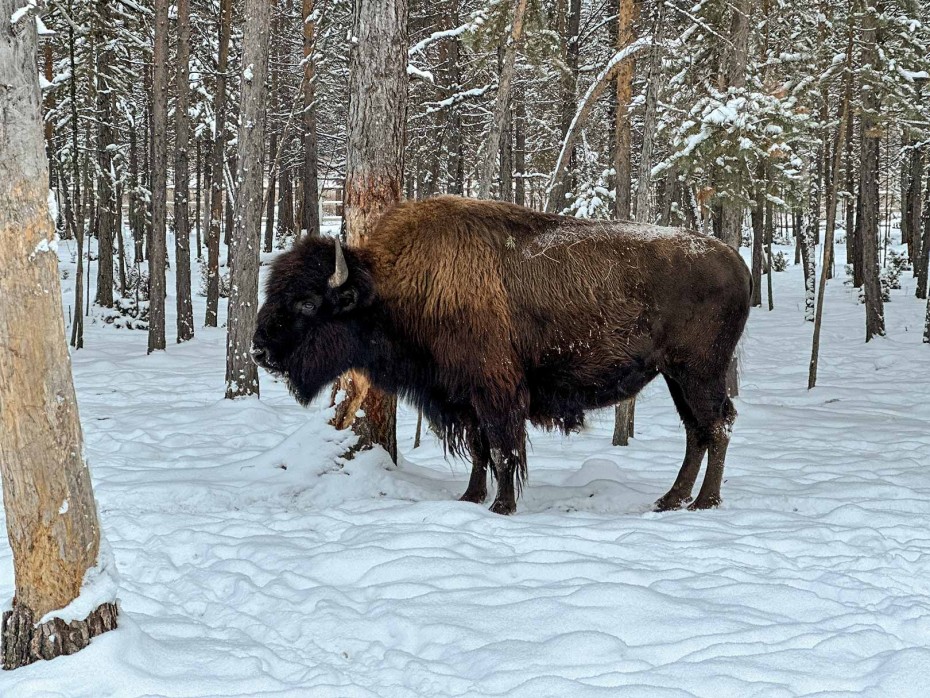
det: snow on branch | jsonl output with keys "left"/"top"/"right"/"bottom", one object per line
{"left": 545, "top": 37, "right": 653, "bottom": 212}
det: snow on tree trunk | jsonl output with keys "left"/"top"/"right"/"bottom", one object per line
{"left": 0, "top": 4, "right": 117, "bottom": 667}
{"left": 476, "top": 0, "right": 528, "bottom": 200}
{"left": 175, "top": 0, "right": 194, "bottom": 343}
{"left": 331, "top": 0, "right": 408, "bottom": 463}
{"left": 225, "top": 0, "right": 272, "bottom": 400}
{"left": 148, "top": 0, "right": 169, "bottom": 353}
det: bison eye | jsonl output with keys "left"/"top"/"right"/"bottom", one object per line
{"left": 298, "top": 300, "right": 317, "bottom": 317}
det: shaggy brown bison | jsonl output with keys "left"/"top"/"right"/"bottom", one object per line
{"left": 252, "top": 195, "right": 751, "bottom": 515}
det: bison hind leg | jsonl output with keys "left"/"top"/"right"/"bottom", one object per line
{"left": 459, "top": 425, "right": 491, "bottom": 504}
{"left": 657, "top": 371, "right": 734, "bottom": 511}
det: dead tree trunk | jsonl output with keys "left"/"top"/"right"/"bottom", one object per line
{"left": 476, "top": 0, "right": 528, "bottom": 200}
{"left": 332, "top": 0, "right": 408, "bottom": 463}
{"left": 174, "top": 0, "right": 194, "bottom": 342}
{"left": 206, "top": 0, "right": 233, "bottom": 327}
{"left": 225, "top": 0, "right": 271, "bottom": 399}
{"left": 149, "top": 0, "right": 169, "bottom": 352}
{"left": 0, "top": 6, "right": 117, "bottom": 668}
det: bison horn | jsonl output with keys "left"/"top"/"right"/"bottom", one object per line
{"left": 329, "top": 237, "right": 349, "bottom": 288}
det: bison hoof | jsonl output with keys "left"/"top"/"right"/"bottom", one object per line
{"left": 489, "top": 499, "right": 516, "bottom": 516}
{"left": 458, "top": 490, "right": 487, "bottom": 504}
{"left": 654, "top": 492, "right": 691, "bottom": 512}
{"left": 687, "top": 495, "right": 721, "bottom": 511}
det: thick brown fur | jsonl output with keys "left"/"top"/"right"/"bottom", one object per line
{"left": 252, "top": 195, "right": 752, "bottom": 515}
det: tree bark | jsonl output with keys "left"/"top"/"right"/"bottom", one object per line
{"left": 548, "top": 0, "right": 582, "bottom": 211}
{"left": 206, "top": 0, "right": 233, "bottom": 328}
{"left": 613, "top": 0, "right": 635, "bottom": 220}
{"left": 0, "top": 4, "right": 117, "bottom": 668}
{"left": 149, "top": 0, "right": 169, "bottom": 352}
{"left": 859, "top": 0, "right": 885, "bottom": 341}
{"left": 225, "top": 0, "right": 271, "bottom": 400}
{"left": 93, "top": 11, "right": 115, "bottom": 310}
{"left": 915, "top": 169, "right": 930, "bottom": 300}
{"left": 175, "top": 0, "right": 194, "bottom": 342}
{"left": 476, "top": 0, "right": 528, "bottom": 200}
{"left": 809, "top": 33, "right": 852, "bottom": 389}
{"left": 332, "top": 0, "right": 408, "bottom": 462}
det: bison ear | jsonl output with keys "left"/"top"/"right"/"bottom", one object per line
{"left": 332, "top": 286, "right": 360, "bottom": 314}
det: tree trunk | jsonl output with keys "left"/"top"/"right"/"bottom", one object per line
{"left": 916, "top": 172, "right": 930, "bottom": 298}
{"left": 225, "top": 0, "right": 271, "bottom": 400}
{"left": 301, "top": 0, "right": 321, "bottom": 236}
{"left": 206, "top": 0, "right": 233, "bottom": 328}
{"left": 94, "top": 53, "right": 115, "bottom": 308}
{"left": 613, "top": 0, "right": 635, "bottom": 220}
{"left": 476, "top": 0, "right": 528, "bottom": 200}
{"left": 751, "top": 177, "right": 764, "bottom": 308}
{"left": 67, "top": 15, "right": 84, "bottom": 349}
{"left": 332, "top": 0, "right": 408, "bottom": 462}
{"left": 514, "top": 95, "right": 526, "bottom": 206}
{"left": 809, "top": 33, "right": 852, "bottom": 389}
{"left": 277, "top": 166, "right": 295, "bottom": 239}
{"left": 175, "top": 0, "right": 194, "bottom": 343}
{"left": 859, "top": 0, "right": 885, "bottom": 341}
{"left": 148, "top": 0, "right": 169, "bottom": 352}
{"left": 0, "top": 5, "right": 117, "bottom": 668}
{"left": 548, "top": 0, "right": 581, "bottom": 211}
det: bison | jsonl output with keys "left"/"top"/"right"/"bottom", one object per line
{"left": 252, "top": 196, "right": 751, "bottom": 515}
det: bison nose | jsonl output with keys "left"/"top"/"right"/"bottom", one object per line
{"left": 250, "top": 344, "right": 268, "bottom": 365}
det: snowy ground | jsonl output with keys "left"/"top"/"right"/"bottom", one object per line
{"left": 2, "top": 227, "right": 930, "bottom": 697}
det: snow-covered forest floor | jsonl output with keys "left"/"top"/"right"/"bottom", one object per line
{"left": 2, "top": 226, "right": 930, "bottom": 697}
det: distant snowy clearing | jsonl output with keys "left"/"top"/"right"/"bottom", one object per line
{"left": 1, "top": 234, "right": 929, "bottom": 697}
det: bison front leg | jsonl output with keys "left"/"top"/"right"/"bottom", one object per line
{"left": 487, "top": 422, "right": 527, "bottom": 516}
{"left": 459, "top": 426, "right": 490, "bottom": 504}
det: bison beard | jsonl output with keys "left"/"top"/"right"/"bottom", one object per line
{"left": 252, "top": 196, "right": 751, "bottom": 515}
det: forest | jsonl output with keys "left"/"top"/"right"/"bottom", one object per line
{"left": 1, "top": 0, "right": 930, "bottom": 693}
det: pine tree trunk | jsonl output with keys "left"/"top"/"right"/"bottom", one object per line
{"left": 225, "top": 0, "right": 271, "bottom": 400}
{"left": 206, "top": 0, "right": 233, "bottom": 328}
{"left": 613, "top": 0, "right": 635, "bottom": 220}
{"left": 514, "top": 96, "right": 526, "bottom": 206}
{"left": 476, "top": 0, "right": 528, "bottom": 200}
{"left": 174, "top": 0, "right": 194, "bottom": 342}
{"left": 333, "top": 0, "right": 408, "bottom": 463}
{"left": 277, "top": 167, "right": 295, "bottom": 238}
{"left": 148, "top": 0, "right": 169, "bottom": 352}
{"left": 0, "top": 6, "right": 117, "bottom": 667}
{"left": 915, "top": 170, "right": 930, "bottom": 300}
{"left": 94, "top": 77, "right": 115, "bottom": 307}
{"left": 548, "top": 0, "right": 581, "bottom": 211}
{"left": 301, "top": 0, "right": 321, "bottom": 236}
{"left": 859, "top": 1, "right": 885, "bottom": 341}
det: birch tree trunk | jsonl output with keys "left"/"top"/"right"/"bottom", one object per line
{"left": 205, "top": 0, "right": 233, "bottom": 327}
{"left": 0, "top": 4, "right": 117, "bottom": 667}
{"left": 225, "top": 0, "right": 271, "bottom": 399}
{"left": 332, "top": 0, "right": 408, "bottom": 462}
{"left": 476, "top": 0, "right": 528, "bottom": 200}
{"left": 149, "top": 0, "right": 169, "bottom": 353}
{"left": 175, "top": 0, "right": 194, "bottom": 342}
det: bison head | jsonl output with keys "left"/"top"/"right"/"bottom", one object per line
{"left": 251, "top": 236, "right": 375, "bottom": 405}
